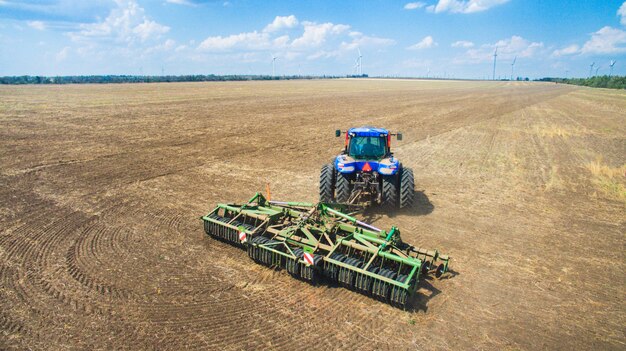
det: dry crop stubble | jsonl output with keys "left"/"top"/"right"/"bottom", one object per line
{"left": 0, "top": 80, "right": 624, "bottom": 350}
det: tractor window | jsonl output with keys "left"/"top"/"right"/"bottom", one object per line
{"left": 348, "top": 136, "right": 387, "bottom": 159}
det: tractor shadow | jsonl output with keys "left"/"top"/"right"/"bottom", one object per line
{"left": 361, "top": 189, "right": 434, "bottom": 224}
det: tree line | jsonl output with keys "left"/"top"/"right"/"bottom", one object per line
{"left": 0, "top": 74, "right": 344, "bottom": 85}
{"left": 537, "top": 75, "right": 626, "bottom": 89}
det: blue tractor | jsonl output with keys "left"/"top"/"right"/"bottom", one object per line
{"left": 320, "top": 127, "right": 415, "bottom": 209}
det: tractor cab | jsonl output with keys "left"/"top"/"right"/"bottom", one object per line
{"left": 337, "top": 127, "right": 402, "bottom": 160}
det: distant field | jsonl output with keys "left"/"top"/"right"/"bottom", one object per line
{"left": 1, "top": 79, "right": 624, "bottom": 350}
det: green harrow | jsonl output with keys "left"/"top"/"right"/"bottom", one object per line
{"left": 201, "top": 193, "right": 450, "bottom": 309}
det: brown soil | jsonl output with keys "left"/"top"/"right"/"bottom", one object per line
{"left": 1, "top": 80, "right": 624, "bottom": 350}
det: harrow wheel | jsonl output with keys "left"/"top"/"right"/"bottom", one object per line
{"left": 300, "top": 255, "right": 323, "bottom": 285}
{"left": 338, "top": 258, "right": 362, "bottom": 289}
{"left": 203, "top": 219, "right": 211, "bottom": 236}
{"left": 323, "top": 253, "right": 346, "bottom": 282}
{"left": 286, "top": 248, "right": 303, "bottom": 277}
{"left": 204, "top": 214, "right": 224, "bottom": 237}
{"left": 212, "top": 216, "right": 232, "bottom": 242}
{"left": 227, "top": 220, "right": 242, "bottom": 244}
{"left": 421, "top": 260, "right": 431, "bottom": 274}
{"left": 261, "top": 239, "right": 282, "bottom": 267}
{"left": 354, "top": 266, "right": 378, "bottom": 295}
{"left": 436, "top": 263, "right": 446, "bottom": 278}
{"left": 390, "top": 274, "right": 411, "bottom": 309}
{"left": 248, "top": 236, "right": 268, "bottom": 263}
{"left": 371, "top": 268, "right": 397, "bottom": 301}
{"left": 202, "top": 192, "right": 452, "bottom": 310}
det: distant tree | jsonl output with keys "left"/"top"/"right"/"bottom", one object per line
{"left": 0, "top": 74, "right": 340, "bottom": 85}
{"left": 533, "top": 75, "right": 626, "bottom": 89}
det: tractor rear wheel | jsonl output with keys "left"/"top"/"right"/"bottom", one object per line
{"left": 399, "top": 167, "right": 415, "bottom": 209}
{"left": 319, "top": 163, "right": 335, "bottom": 203}
{"left": 335, "top": 172, "right": 352, "bottom": 203}
{"left": 381, "top": 174, "right": 398, "bottom": 208}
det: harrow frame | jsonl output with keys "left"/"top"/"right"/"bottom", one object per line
{"left": 202, "top": 193, "right": 449, "bottom": 308}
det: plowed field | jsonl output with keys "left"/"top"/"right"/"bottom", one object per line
{"left": 1, "top": 80, "right": 624, "bottom": 350}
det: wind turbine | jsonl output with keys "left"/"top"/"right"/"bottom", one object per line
{"left": 357, "top": 48, "right": 362, "bottom": 75}
{"left": 272, "top": 55, "right": 277, "bottom": 77}
{"left": 609, "top": 60, "right": 616, "bottom": 77}
{"left": 510, "top": 56, "right": 517, "bottom": 81}
{"left": 492, "top": 47, "right": 498, "bottom": 80}
{"left": 595, "top": 66, "right": 600, "bottom": 76}
{"left": 589, "top": 62, "right": 595, "bottom": 78}
{"left": 356, "top": 48, "right": 363, "bottom": 76}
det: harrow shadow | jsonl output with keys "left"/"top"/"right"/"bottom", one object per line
{"left": 407, "top": 269, "right": 458, "bottom": 311}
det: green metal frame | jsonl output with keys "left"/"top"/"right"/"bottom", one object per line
{"left": 202, "top": 192, "right": 450, "bottom": 307}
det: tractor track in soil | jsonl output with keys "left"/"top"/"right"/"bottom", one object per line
{"left": 1, "top": 80, "right": 624, "bottom": 350}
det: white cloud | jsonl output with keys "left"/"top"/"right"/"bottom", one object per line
{"left": 427, "top": 0, "right": 510, "bottom": 14}
{"left": 70, "top": 0, "right": 169, "bottom": 44}
{"left": 404, "top": 2, "right": 426, "bottom": 10}
{"left": 307, "top": 50, "right": 340, "bottom": 60}
{"left": 273, "top": 35, "right": 290, "bottom": 48}
{"left": 407, "top": 36, "right": 437, "bottom": 50}
{"left": 548, "top": 0, "right": 626, "bottom": 57}
{"left": 264, "top": 15, "right": 298, "bottom": 33}
{"left": 550, "top": 26, "right": 626, "bottom": 56}
{"left": 27, "top": 20, "right": 46, "bottom": 30}
{"left": 452, "top": 40, "right": 474, "bottom": 48}
{"left": 461, "top": 36, "right": 543, "bottom": 63}
{"left": 552, "top": 44, "right": 580, "bottom": 57}
{"left": 291, "top": 21, "right": 350, "bottom": 48}
{"left": 198, "top": 18, "right": 351, "bottom": 52}
{"left": 619, "top": 1, "right": 626, "bottom": 26}
{"left": 196, "top": 15, "right": 393, "bottom": 65}
{"left": 146, "top": 39, "right": 176, "bottom": 54}
{"left": 198, "top": 31, "right": 269, "bottom": 51}
{"left": 133, "top": 19, "right": 169, "bottom": 41}
{"left": 580, "top": 26, "right": 626, "bottom": 54}
{"left": 340, "top": 33, "right": 395, "bottom": 51}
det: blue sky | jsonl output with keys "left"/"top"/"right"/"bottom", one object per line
{"left": 1, "top": 0, "right": 625, "bottom": 78}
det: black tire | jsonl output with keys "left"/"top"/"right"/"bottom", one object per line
{"left": 324, "top": 253, "right": 346, "bottom": 282}
{"left": 436, "top": 263, "right": 446, "bottom": 278}
{"left": 319, "top": 163, "right": 335, "bottom": 203}
{"left": 335, "top": 172, "right": 351, "bottom": 203}
{"left": 286, "top": 248, "right": 303, "bottom": 277}
{"left": 381, "top": 174, "right": 398, "bottom": 208}
{"left": 399, "top": 167, "right": 415, "bottom": 209}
